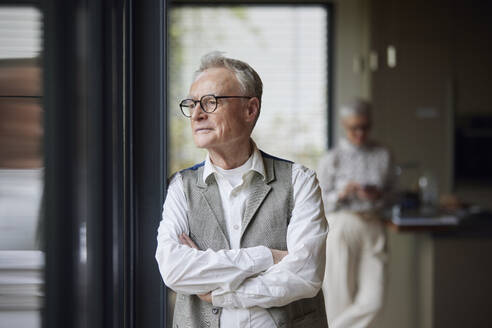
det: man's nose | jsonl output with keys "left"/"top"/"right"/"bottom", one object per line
{"left": 190, "top": 102, "right": 206, "bottom": 121}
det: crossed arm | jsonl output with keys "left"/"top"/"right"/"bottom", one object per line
{"left": 155, "top": 167, "right": 328, "bottom": 309}
{"left": 178, "top": 233, "right": 287, "bottom": 303}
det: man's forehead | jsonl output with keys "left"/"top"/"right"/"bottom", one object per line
{"left": 189, "top": 67, "right": 239, "bottom": 97}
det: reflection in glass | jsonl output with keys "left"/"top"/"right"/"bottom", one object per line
{"left": 0, "top": 6, "right": 43, "bottom": 328}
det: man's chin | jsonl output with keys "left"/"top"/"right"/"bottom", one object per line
{"left": 192, "top": 136, "right": 215, "bottom": 149}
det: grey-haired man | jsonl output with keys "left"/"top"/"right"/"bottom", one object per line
{"left": 155, "top": 52, "right": 328, "bottom": 328}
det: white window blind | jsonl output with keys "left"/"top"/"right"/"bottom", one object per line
{"left": 0, "top": 7, "right": 41, "bottom": 59}
{"left": 169, "top": 5, "right": 329, "bottom": 172}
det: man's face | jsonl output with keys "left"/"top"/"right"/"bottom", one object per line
{"left": 343, "top": 114, "right": 371, "bottom": 147}
{"left": 188, "top": 67, "right": 253, "bottom": 151}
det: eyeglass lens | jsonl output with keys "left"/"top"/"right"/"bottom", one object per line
{"left": 180, "top": 95, "right": 218, "bottom": 117}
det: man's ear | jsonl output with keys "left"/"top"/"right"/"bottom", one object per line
{"left": 244, "top": 97, "right": 260, "bottom": 123}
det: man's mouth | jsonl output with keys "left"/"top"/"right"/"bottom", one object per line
{"left": 195, "top": 127, "right": 213, "bottom": 134}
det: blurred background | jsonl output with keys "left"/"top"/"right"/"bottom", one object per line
{"left": 0, "top": 0, "right": 491, "bottom": 327}
{"left": 0, "top": 6, "right": 43, "bottom": 328}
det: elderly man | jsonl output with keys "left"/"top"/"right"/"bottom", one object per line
{"left": 317, "top": 99, "right": 395, "bottom": 328}
{"left": 155, "top": 52, "right": 328, "bottom": 328}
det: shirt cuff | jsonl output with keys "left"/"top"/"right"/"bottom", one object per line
{"left": 247, "top": 245, "right": 274, "bottom": 273}
{"left": 211, "top": 291, "right": 233, "bottom": 307}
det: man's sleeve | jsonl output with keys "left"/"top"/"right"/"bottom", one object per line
{"left": 211, "top": 165, "right": 329, "bottom": 309}
{"left": 155, "top": 173, "right": 274, "bottom": 295}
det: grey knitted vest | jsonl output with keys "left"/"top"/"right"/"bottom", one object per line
{"left": 173, "top": 152, "right": 327, "bottom": 328}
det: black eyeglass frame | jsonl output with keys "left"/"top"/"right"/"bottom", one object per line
{"left": 179, "top": 94, "right": 254, "bottom": 117}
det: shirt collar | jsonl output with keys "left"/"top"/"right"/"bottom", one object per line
{"left": 202, "top": 141, "right": 266, "bottom": 184}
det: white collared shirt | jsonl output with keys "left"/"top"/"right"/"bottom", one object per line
{"left": 155, "top": 145, "right": 328, "bottom": 328}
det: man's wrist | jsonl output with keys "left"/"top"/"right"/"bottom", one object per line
{"left": 211, "top": 290, "right": 234, "bottom": 308}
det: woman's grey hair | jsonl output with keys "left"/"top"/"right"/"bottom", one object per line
{"left": 339, "top": 98, "right": 372, "bottom": 119}
{"left": 194, "top": 51, "right": 263, "bottom": 109}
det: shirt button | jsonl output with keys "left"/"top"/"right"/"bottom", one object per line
{"left": 233, "top": 224, "right": 239, "bottom": 230}
{"left": 212, "top": 308, "right": 219, "bottom": 315}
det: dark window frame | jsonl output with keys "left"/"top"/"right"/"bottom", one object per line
{"left": 43, "top": 0, "right": 168, "bottom": 327}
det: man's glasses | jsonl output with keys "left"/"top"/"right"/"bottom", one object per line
{"left": 179, "top": 94, "right": 253, "bottom": 117}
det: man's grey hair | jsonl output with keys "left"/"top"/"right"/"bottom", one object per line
{"left": 194, "top": 51, "right": 263, "bottom": 109}
{"left": 340, "top": 98, "right": 372, "bottom": 119}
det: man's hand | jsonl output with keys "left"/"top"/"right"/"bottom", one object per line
{"left": 270, "top": 249, "right": 288, "bottom": 264}
{"left": 179, "top": 233, "right": 199, "bottom": 249}
{"left": 198, "top": 292, "right": 212, "bottom": 303}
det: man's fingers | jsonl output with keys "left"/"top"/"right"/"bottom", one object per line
{"left": 179, "top": 234, "right": 192, "bottom": 247}
{"left": 197, "top": 292, "right": 212, "bottom": 303}
{"left": 271, "top": 249, "right": 289, "bottom": 264}
{"left": 178, "top": 234, "right": 188, "bottom": 245}
{"left": 182, "top": 234, "right": 198, "bottom": 249}
{"left": 180, "top": 233, "right": 200, "bottom": 250}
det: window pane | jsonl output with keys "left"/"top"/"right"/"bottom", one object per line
{"left": 169, "top": 5, "right": 329, "bottom": 172}
{"left": 0, "top": 6, "right": 43, "bottom": 328}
